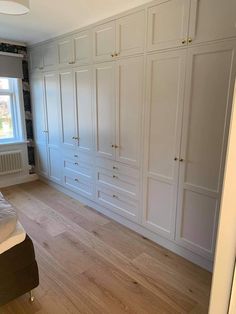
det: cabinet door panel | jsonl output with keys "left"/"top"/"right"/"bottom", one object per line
{"left": 74, "top": 30, "right": 91, "bottom": 65}
{"left": 147, "top": 0, "right": 190, "bottom": 51}
{"left": 48, "top": 147, "right": 62, "bottom": 184}
{"left": 190, "top": 0, "right": 236, "bottom": 45}
{"left": 59, "top": 70, "right": 77, "bottom": 150}
{"left": 116, "top": 56, "right": 143, "bottom": 167}
{"left": 176, "top": 41, "right": 236, "bottom": 259}
{"left": 43, "top": 42, "right": 58, "bottom": 68}
{"left": 58, "top": 37, "right": 73, "bottom": 66}
{"left": 93, "top": 21, "right": 116, "bottom": 62}
{"left": 35, "top": 144, "right": 48, "bottom": 177}
{"left": 44, "top": 73, "right": 61, "bottom": 147}
{"left": 30, "top": 46, "right": 43, "bottom": 71}
{"left": 75, "top": 67, "right": 93, "bottom": 153}
{"left": 94, "top": 63, "right": 116, "bottom": 159}
{"left": 143, "top": 50, "right": 186, "bottom": 238}
{"left": 116, "top": 10, "right": 145, "bottom": 57}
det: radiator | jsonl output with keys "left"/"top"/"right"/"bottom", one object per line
{"left": 0, "top": 151, "right": 23, "bottom": 175}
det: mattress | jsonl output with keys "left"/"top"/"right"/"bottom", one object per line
{"left": 0, "top": 221, "right": 26, "bottom": 255}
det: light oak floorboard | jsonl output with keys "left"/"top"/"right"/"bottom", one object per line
{"left": 0, "top": 181, "right": 212, "bottom": 313}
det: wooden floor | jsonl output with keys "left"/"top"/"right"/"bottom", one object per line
{"left": 0, "top": 180, "right": 212, "bottom": 314}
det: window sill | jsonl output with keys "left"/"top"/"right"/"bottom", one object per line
{"left": 0, "top": 140, "right": 29, "bottom": 147}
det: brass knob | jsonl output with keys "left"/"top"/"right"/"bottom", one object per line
{"left": 74, "top": 154, "right": 78, "bottom": 158}
{"left": 115, "top": 52, "right": 119, "bottom": 57}
{"left": 180, "top": 158, "right": 184, "bottom": 162}
{"left": 182, "top": 39, "right": 187, "bottom": 45}
{"left": 114, "top": 145, "right": 119, "bottom": 149}
{"left": 74, "top": 178, "right": 79, "bottom": 182}
{"left": 74, "top": 162, "right": 78, "bottom": 165}
{"left": 188, "top": 38, "right": 192, "bottom": 43}
{"left": 113, "top": 194, "right": 118, "bottom": 198}
{"left": 174, "top": 157, "right": 178, "bottom": 161}
{"left": 113, "top": 175, "right": 118, "bottom": 179}
{"left": 113, "top": 166, "right": 118, "bottom": 170}
{"left": 111, "top": 53, "right": 115, "bottom": 57}
{"left": 112, "top": 144, "right": 115, "bottom": 148}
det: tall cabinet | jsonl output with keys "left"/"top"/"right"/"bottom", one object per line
{"left": 30, "top": 0, "right": 236, "bottom": 270}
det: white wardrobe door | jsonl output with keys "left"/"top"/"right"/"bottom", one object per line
{"left": 94, "top": 62, "right": 116, "bottom": 159}
{"left": 116, "top": 56, "right": 143, "bottom": 167}
{"left": 93, "top": 21, "right": 116, "bottom": 62}
{"left": 190, "top": 0, "right": 236, "bottom": 45}
{"left": 116, "top": 10, "right": 145, "bottom": 57}
{"left": 176, "top": 41, "right": 236, "bottom": 259}
{"left": 44, "top": 72, "right": 62, "bottom": 183}
{"left": 73, "top": 30, "right": 91, "bottom": 65}
{"left": 43, "top": 42, "right": 58, "bottom": 68}
{"left": 75, "top": 66, "right": 94, "bottom": 153}
{"left": 30, "top": 46, "right": 43, "bottom": 71}
{"left": 58, "top": 37, "right": 73, "bottom": 66}
{"left": 31, "top": 74, "right": 48, "bottom": 177}
{"left": 143, "top": 50, "right": 186, "bottom": 239}
{"left": 147, "top": 0, "right": 190, "bottom": 51}
{"left": 59, "top": 70, "right": 77, "bottom": 150}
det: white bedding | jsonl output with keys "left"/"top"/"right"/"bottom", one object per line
{"left": 0, "top": 221, "right": 26, "bottom": 254}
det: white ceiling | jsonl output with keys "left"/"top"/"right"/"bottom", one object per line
{"left": 0, "top": 0, "right": 151, "bottom": 45}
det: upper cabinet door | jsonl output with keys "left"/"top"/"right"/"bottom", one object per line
{"left": 58, "top": 37, "right": 74, "bottom": 67}
{"left": 94, "top": 62, "right": 116, "bottom": 159}
{"left": 189, "top": 0, "right": 236, "bottom": 45}
{"left": 73, "top": 30, "right": 91, "bottom": 65}
{"left": 143, "top": 50, "right": 186, "bottom": 239}
{"left": 75, "top": 66, "right": 94, "bottom": 154}
{"left": 116, "top": 10, "right": 145, "bottom": 57}
{"left": 44, "top": 72, "right": 61, "bottom": 147}
{"left": 176, "top": 41, "right": 236, "bottom": 259}
{"left": 147, "top": 0, "right": 190, "bottom": 51}
{"left": 116, "top": 56, "right": 144, "bottom": 167}
{"left": 43, "top": 42, "right": 58, "bottom": 69}
{"left": 30, "top": 46, "right": 43, "bottom": 71}
{"left": 93, "top": 21, "right": 116, "bottom": 62}
{"left": 59, "top": 70, "right": 77, "bottom": 150}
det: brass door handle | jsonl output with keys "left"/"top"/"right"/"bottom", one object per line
{"left": 188, "top": 38, "right": 193, "bottom": 43}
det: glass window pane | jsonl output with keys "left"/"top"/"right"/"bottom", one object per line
{"left": 0, "top": 95, "right": 14, "bottom": 139}
{"left": 0, "top": 78, "right": 10, "bottom": 90}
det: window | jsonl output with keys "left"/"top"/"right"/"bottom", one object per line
{"left": 0, "top": 77, "right": 25, "bottom": 144}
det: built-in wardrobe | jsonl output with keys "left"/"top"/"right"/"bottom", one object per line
{"left": 29, "top": 0, "right": 236, "bottom": 270}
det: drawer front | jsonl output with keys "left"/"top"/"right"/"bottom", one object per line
{"left": 96, "top": 157, "right": 139, "bottom": 179}
{"left": 96, "top": 167, "right": 139, "bottom": 199}
{"left": 96, "top": 187, "right": 138, "bottom": 221}
{"left": 63, "top": 150, "right": 94, "bottom": 164}
{"left": 64, "top": 171, "right": 94, "bottom": 199}
{"left": 64, "top": 159, "right": 94, "bottom": 180}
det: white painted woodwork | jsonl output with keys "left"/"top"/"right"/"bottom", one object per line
{"left": 48, "top": 147, "right": 62, "bottom": 184}
{"left": 94, "top": 62, "right": 116, "bottom": 159}
{"left": 43, "top": 41, "right": 58, "bottom": 68}
{"left": 59, "top": 70, "right": 77, "bottom": 150}
{"left": 176, "top": 41, "right": 236, "bottom": 259}
{"left": 58, "top": 37, "right": 73, "bottom": 66}
{"left": 73, "top": 30, "right": 91, "bottom": 65}
{"left": 75, "top": 66, "right": 94, "bottom": 153}
{"left": 116, "top": 10, "right": 145, "bottom": 57}
{"left": 96, "top": 186, "right": 138, "bottom": 221}
{"left": 30, "top": 46, "right": 43, "bottom": 71}
{"left": 191, "top": 0, "right": 236, "bottom": 45}
{"left": 30, "top": 74, "right": 48, "bottom": 177}
{"left": 116, "top": 56, "right": 143, "bottom": 167}
{"left": 93, "top": 21, "right": 116, "bottom": 62}
{"left": 147, "top": 0, "right": 190, "bottom": 51}
{"left": 143, "top": 50, "right": 186, "bottom": 239}
{"left": 44, "top": 72, "right": 62, "bottom": 183}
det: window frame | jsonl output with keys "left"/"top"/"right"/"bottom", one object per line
{"left": 0, "top": 77, "right": 26, "bottom": 145}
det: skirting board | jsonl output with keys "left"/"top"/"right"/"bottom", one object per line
{"left": 40, "top": 177, "right": 214, "bottom": 272}
{"left": 0, "top": 174, "right": 39, "bottom": 188}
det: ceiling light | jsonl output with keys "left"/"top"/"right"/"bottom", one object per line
{"left": 0, "top": 0, "right": 29, "bottom": 15}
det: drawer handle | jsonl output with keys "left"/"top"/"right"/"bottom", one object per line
{"left": 74, "top": 178, "right": 79, "bottom": 182}
{"left": 113, "top": 166, "right": 118, "bottom": 170}
{"left": 113, "top": 175, "right": 118, "bottom": 179}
